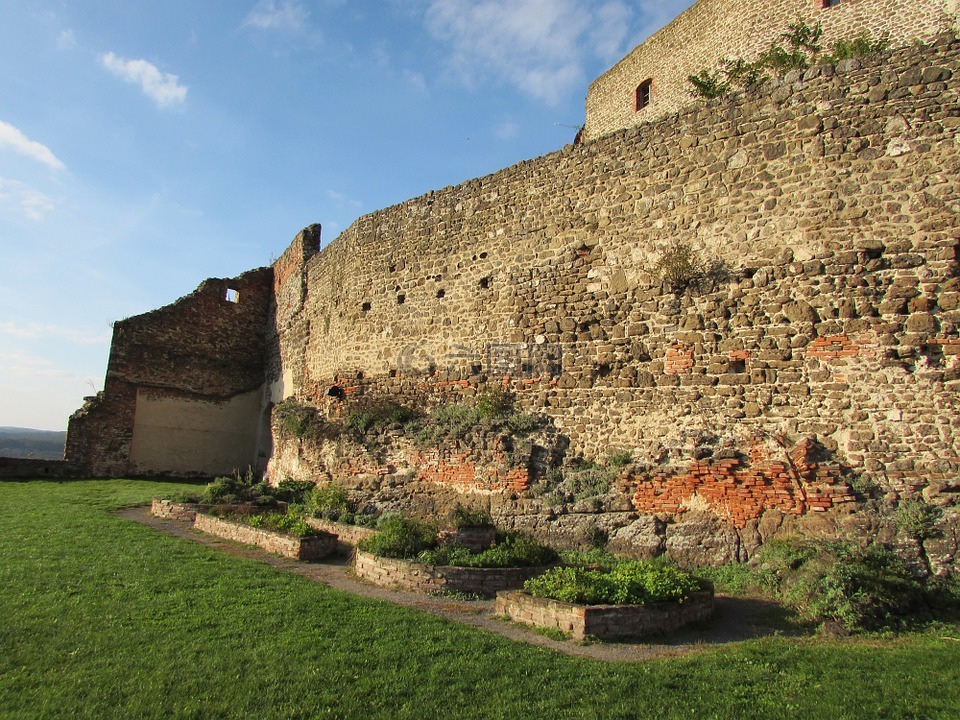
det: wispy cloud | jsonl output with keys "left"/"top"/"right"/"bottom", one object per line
{"left": 0, "top": 322, "right": 111, "bottom": 346}
{"left": 0, "top": 178, "right": 57, "bottom": 221}
{"left": 56, "top": 29, "right": 77, "bottom": 51}
{"left": 100, "top": 52, "right": 188, "bottom": 107}
{"left": 403, "top": 69, "right": 428, "bottom": 93}
{"left": 424, "top": 0, "right": 638, "bottom": 106}
{"left": 326, "top": 190, "right": 362, "bottom": 210}
{"left": 244, "top": 0, "right": 309, "bottom": 31}
{"left": 0, "top": 121, "right": 66, "bottom": 171}
{"left": 494, "top": 121, "right": 520, "bottom": 140}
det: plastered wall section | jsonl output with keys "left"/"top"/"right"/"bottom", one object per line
{"left": 584, "top": 0, "right": 958, "bottom": 141}
{"left": 67, "top": 267, "right": 274, "bottom": 476}
{"left": 273, "top": 38, "right": 960, "bottom": 496}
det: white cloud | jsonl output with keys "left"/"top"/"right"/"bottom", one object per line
{"left": 0, "top": 121, "right": 66, "bottom": 171}
{"left": 0, "top": 322, "right": 110, "bottom": 346}
{"left": 57, "top": 29, "right": 77, "bottom": 51}
{"left": 326, "top": 190, "right": 362, "bottom": 210}
{"left": 494, "top": 121, "right": 520, "bottom": 140}
{"left": 100, "top": 52, "right": 188, "bottom": 108}
{"left": 244, "top": 1, "right": 309, "bottom": 31}
{"left": 425, "top": 0, "right": 643, "bottom": 106}
{"left": 0, "top": 178, "right": 57, "bottom": 221}
{"left": 403, "top": 69, "right": 428, "bottom": 93}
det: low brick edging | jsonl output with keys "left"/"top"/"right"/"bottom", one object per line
{"left": 193, "top": 513, "right": 337, "bottom": 561}
{"left": 151, "top": 499, "right": 204, "bottom": 522}
{"left": 304, "top": 517, "right": 378, "bottom": 548}
{"left": 353, "top": 549, "right": 551, "bottom": 597}
{"left": 495, "top": 589, "right": 715, "bottom": 641}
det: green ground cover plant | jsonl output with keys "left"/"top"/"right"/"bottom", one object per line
{"left": 359, "top": 514, "right": 557, "bottom": 568}
{"left": 2, "top": 479, "right": 959, "bottom": 719}
{"left": 524, "top": 561, "right": 703, "bottom": 606}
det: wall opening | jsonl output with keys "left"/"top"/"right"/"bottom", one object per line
{"left": 436, "top": 289, "right": 446, "bottom": 299}
{"left": 225, "top": 288, "right": 240, "bottom": 303}
{"left": 361, "top": 301, "right": 372, "bottom": 313}
{"left": 397, "top": 293, "right": 406, "bottom": 305}
{"left": 822, "top": 0, "right": 843, "bottom": 7}
{"left": 635, "top": 79, "right": 653, "bottom": 111}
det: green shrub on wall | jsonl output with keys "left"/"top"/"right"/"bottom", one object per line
{"left": 689, "top": 20, "right": 890, "bottom": 99}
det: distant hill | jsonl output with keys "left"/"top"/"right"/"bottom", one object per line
{"left": 0, "top": 427, "right": 67, "bottom": 460}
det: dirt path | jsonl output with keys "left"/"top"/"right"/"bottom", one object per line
{"left": 118, "top": 506, "right": 794, "bottom": 663}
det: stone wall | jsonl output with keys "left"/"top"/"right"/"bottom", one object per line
{"left": 269, "top": 37, "right": 960, "bottom": 569}
{"left": 584, "top": 0, "right": 958, "bottom": 141}
{"left": 66, "top": 268, "right": 274, "bottom": 477}
{"left": 0, "top": 457, "right": 79, "bottom": 479}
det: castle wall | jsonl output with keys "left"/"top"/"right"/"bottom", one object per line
{"left": 272, "top": 37, "right": 960, "bottom": 524}
{"left": 66, "top": 268, "right": 274, "bottom": 477}
{"left": 584, "top": 0, "right": 958, "bottom": 141}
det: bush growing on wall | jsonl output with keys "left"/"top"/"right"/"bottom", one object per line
{"left": 689, "top": 20, "right": 890, "bottom": 99}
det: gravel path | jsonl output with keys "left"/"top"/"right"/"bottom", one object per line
{"left": 119, "top": 506, "right": 793, "bottom": 663}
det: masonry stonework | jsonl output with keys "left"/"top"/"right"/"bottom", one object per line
{"left": 67, "top": 25, "right": 960, "bottom": 571}
{"left": 584, "top": 0, "right": 959, "bottom": 141}
{"left": 66, "top": 268, "right": 274, "bottom": 477}
{"left": 266, "top": 38, "right": 960, "bottom": 569}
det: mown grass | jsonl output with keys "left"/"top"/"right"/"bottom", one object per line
{"left": 1, "top": 479, "right": 959, "bottom": 719}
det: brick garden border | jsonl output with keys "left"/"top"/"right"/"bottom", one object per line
{"left": 304, "top": 517, "right": 377, "bottom": 548}
{"left": 353, "top": 549, "right": 552, "bottom": 597}
{"left": 495, "top": 589, "right": 714, "bottom": 641}
{"left": 192, "top": 512, "right": 338, "bottom": 561}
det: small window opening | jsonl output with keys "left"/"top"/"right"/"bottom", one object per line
{"left": 225, "top": 288, "right": 240, "bottom": 303}
{"left": 730, "top": 359, "right": 747, "bottom": 374}
{"left": 822, "top": 0, "right": 843, "bottom": 7}
{"left": 635, "top": 79, "right": 653, "bottom": 111}
{"left": 436, "top": 289, "right": 446, "bottom": 299}
{"left": 325, "top": 386, "right": 345, "bottom": 400}
{"left": 361, "top": 301, "right": 372, "bottom": 313}
{"left": 397, "top": 293, "right": 406, "bottom": 305}
{"left": 479, "top": 276, "right": 490, "bottom": 289}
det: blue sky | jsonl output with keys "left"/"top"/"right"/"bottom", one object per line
{"left": 0, "top": 0, "right": 694, "bottom": 431}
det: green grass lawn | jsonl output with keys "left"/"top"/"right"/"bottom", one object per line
{"left": 1, "top": 479, "right": 958, "bottom": 719}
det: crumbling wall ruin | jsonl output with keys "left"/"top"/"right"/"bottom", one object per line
{"left": 66, "top": 268, "right": 274, "bottom": 477}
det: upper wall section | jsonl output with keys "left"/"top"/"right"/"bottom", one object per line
{"left": 584, "top": 0, "right": 958, "bottom": 141}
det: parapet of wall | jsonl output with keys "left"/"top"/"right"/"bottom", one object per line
{"left": 67, "top": 267, "right": 274, "bottom": 477}
{"left": 584, "top": 0, "right": 958, "bottom": 141}
{"left": 271, "top": 38, "right": 960, "bottom": 548}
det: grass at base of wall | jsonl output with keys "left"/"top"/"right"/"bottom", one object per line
{"left": 2, "top": 479, "right": 959, "bottom": 719}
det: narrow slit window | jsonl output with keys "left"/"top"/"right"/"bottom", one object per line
{"left": 635, "top": 79, "right": 653, "bottom": 111}
{"left": 822, "top": 0, "right": 843, "bottom": 7}
{"left": 225, "top": 288, "right": 240, "bottom": 303}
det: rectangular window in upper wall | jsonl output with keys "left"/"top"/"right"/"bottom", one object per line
{"left": 636, "top": 79, "right": 653, "bottom": 111}
{"left": 823, "top": 0, "right": 843, "bottom": 8}
{"left": 225, "top": 288, "right": 240, "bottom": 303}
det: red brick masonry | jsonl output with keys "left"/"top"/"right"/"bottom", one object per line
{"left": 495, "top": 589, "right": 715, "bottom": 641}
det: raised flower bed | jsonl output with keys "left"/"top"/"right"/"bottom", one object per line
{"left": 495, "top": 588, "right": 714, "bottom": 641}
{"left": 353, "top": 514, "right": 557, "bottom": 597}
{"left": 193, "top": 512, "right": 337, "bottom": 561}
{"left": 496, "top": 561, "right": 714, "bottom": 641}
{"left": 353, "top": 549, "right": 550, "bottom": 597}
